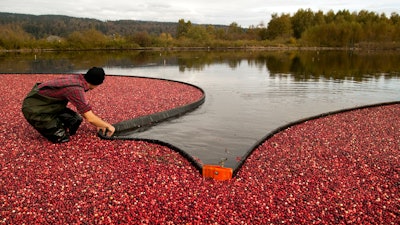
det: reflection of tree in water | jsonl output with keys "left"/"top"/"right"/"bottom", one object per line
{"left": 0, "top": 50, "right": 399, "bottom": 80}
{"left": 266, "top": 51, "right": 400, "bottom": 81}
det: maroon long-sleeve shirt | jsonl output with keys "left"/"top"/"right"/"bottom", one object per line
{"left": 37, "top": 74, "right": 92, "bottom": 114}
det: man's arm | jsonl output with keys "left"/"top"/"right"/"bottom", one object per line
{"left": 82, "top": 110, "right": 115, "bottom": 137}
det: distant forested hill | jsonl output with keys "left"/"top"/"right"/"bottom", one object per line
{"left": 1, "top": 10, "right": 398, "bottom": 50}
{"left": 0, "top": 12, "right": 180, "bottom": 38}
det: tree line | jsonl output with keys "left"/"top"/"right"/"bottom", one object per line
{"left": 0, "top": 9, "right": 399, "bottom": 50}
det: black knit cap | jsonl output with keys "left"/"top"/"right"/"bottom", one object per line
{"left": 84, "top": 67, "right": 105, "bottom": 85}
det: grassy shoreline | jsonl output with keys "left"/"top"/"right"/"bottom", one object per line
{"left": 2, "top": 45, "right": 399, "bottom": 53}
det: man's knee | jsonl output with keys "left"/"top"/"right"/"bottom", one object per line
{"left": 59, "top": 108, "right": 82, "bottom": 135}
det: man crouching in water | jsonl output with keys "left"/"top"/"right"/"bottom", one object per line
{"left": 22, "top": 67, "right": 115, "bottom": 143}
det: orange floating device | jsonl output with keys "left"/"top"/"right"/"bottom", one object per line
{"left": 202, "top": 165, "right": 233, "bottom": 181}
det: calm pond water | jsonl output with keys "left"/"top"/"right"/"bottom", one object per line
{"left": 2, "top": 50, "right": 400, "bottom": 170}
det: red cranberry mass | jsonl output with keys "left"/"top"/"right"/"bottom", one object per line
{"left": 0, "top": 74, "right": 398, "bottom": 224}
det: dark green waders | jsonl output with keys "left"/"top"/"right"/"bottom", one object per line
{"left": 22, "top": 83, "right": 83, "bottom": 143}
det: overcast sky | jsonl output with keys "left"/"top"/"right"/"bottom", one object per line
{"left": 1, "top": 0, "right": 399, "bottom": 27}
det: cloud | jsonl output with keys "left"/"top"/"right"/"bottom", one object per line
{"left": 0, "top": 0, "right": 399, "bottom": 27}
